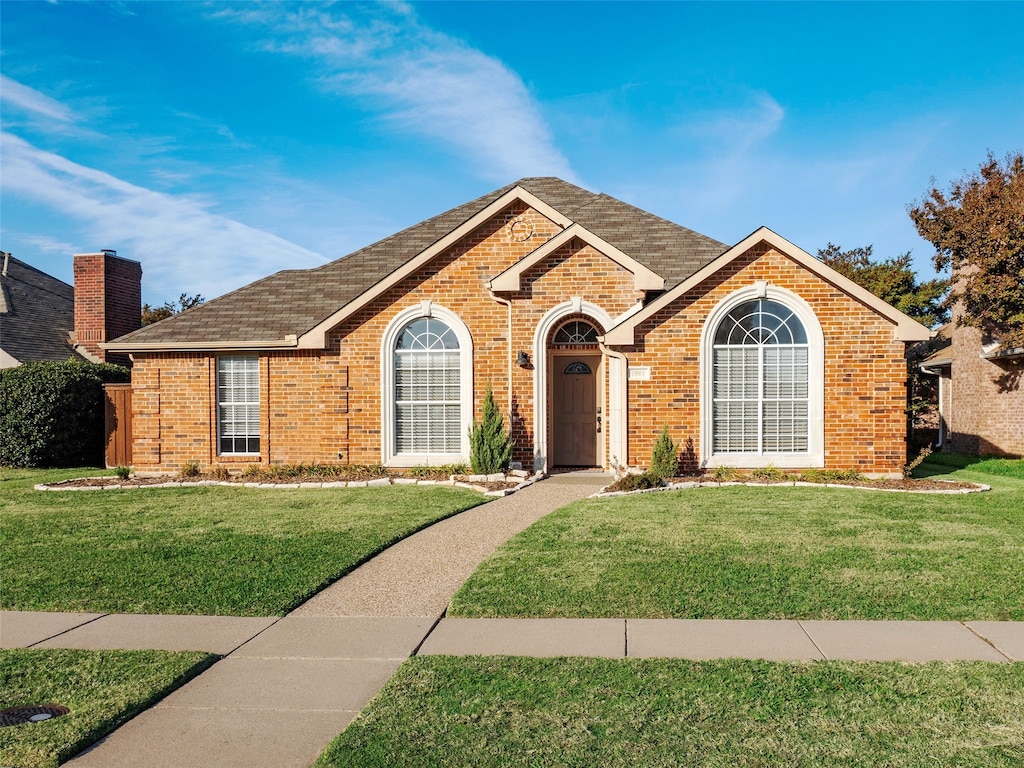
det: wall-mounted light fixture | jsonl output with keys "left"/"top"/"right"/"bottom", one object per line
{"left": 516, "top": 351, "right": 530, "bottom": 367}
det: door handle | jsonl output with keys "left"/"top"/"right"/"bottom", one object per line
{"left": 596, "top": 415, "right": 602, "bottom": 433}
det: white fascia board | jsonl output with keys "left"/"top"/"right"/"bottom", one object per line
{"left": 604, "top": 227, "right": 933, "bottom": 345}
{"left": 297, "top": 186, "right": 573, "bottom": 349}
{"left": 489, "top": 223, "right": 665, "bottom": 292}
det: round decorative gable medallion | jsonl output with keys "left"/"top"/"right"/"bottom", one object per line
{"left": 507, "top": 215, "right": 535, "bottom": 243}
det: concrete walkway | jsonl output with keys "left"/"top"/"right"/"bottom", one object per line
{"left": 2, "top": 470, "right": 1022, "bottom": 767}
{"left": 7, "top": 471, "right": 609, "bottom": 768}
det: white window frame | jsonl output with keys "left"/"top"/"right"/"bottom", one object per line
{"left": 381, "top": 301, "right": 474, "bottom": 467}
{"left": 700, "top": 284, "right": 824, "bottom": 468}
{"left": 216, "top": 354, "right": 261, "bottom": 456}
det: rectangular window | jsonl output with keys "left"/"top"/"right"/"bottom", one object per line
{"left": 217, "top": 355, "right": 260, "bottom": 455}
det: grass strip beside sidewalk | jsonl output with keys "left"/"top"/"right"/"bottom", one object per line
{"left": 1, "top": 468, "right": 484, "bottom": 616}
{"left": 450, "top": 459, "right": 1024, "bottom": 620}
{"left": 317, "top": 656, "right": 1024, "bottom": 768}
{"left": 0, "top": 648, "right": 215, "bottom": 768}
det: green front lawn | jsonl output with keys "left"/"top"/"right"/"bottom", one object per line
{"left": 0, "top": 468, "right": 484, "bottom": 616}
{"left": 0, "top": 648, "right": 214, "bottom": 768}
{"left": 450, "top": 459, "right": 1024, "bottom": 620}
{"left": 317, "top": 656, "right": 1024, "bottom": 768}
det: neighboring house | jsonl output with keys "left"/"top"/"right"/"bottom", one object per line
{"left": 106, "top": 178, "right": 931, "bottom": 477}
{"left": 0, "top": 250, "right": 142, "bottom": 369}
{"left": 920, "top": 315, "right": 1024, "bottom": 457}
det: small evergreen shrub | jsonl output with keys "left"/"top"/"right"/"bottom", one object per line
{"left": 113, "top": 465, "right": 132, "bottom": 480}
{"left": 469, "top": 384, "right": 513, "bottom": 475}
{"left": 751, "top": 463, "right": 785, "bottom": 482}
{"left": 210, "top": 465, "right": 231, "bottom": 481}
{"left": 648, "top": 425, "right": 679, "bottom": 481}
{"left": 609, "top": 472, "right": 661, "bottom": 492}
{"left": 711, "top": 465, "right": 739, "bottom": 482}
{"left": 0, "top": 360, "right": 129, "bottom": 468}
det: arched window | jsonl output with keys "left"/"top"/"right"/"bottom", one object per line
{"left": 394, "top": 317, "right": 461, "bottom": 455}
{"left": 553, "top": 320, "right": 599, "bottom": 345}
{"left": 712, "top": 299, "right": 809, "bottom": 454}
{"left": 382, "top": 304, "right": 473, "bottom": 466}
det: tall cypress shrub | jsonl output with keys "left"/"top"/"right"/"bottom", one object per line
{"left": 648, "top": 425, "right": 679, "bottom": 481}
{"left": 468, "top": 384, "right": 513, "bottom": 474}
{"left": 0, "top": 360, "right": 129, "bottom": 467}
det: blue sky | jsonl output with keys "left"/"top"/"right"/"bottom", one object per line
{"left": 2, "top": 1, "right": 1022, "bottom": 306}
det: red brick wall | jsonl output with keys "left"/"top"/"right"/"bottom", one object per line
{"left": 946, "top": 321, "right": 1024, "bottom": 457}
{"left": 128, "top": 216, "right": 913, "bottom": 476}
{"left": 623, "top": 245, "right": 910, "bottom": 476}
{"left": 73, "top": 251, "right": 142, "bottom": 366}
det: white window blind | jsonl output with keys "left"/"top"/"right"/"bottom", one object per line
{"left": 712, "top": 300, "right": 809, "bottom": 454}
{"left": 217, "top": 355, "right": 260, "bottom": 454}
{"left": 394, "top": 318, "right": 461, "bottom": 455}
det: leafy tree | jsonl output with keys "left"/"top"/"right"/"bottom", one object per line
{"left": 818, "top": 244, "right": 948, "bottom": 328}
{"left": 142, "top": 292, "right": 205, "bottom": 325}
{"left": 909, "top": 150, "right": 1024, "bottom": 348}
{"left": 468, "top": 384, "right": 513, "bottom": 474}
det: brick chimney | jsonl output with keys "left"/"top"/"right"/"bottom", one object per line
{"left": 72, "top": 250, "right": 142, "bottom": 366}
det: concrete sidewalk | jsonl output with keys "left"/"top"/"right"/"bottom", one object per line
{"left": 6, "top": 612, "right": 1021, "bottom": 663}
{"left": 44, "top": 471, "right": 608, "bottom": 768}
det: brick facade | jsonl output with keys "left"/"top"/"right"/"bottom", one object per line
{"left": 129, "top": 202, "right": 915, "bottom": 477}
{"left": 935, "top": 320, "right": 1024, "bottom": 457}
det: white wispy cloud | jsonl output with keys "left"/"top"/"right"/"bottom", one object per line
{"left": 214, "top": 3, "right": 574, "bottom": 183}
{"left": 1, "top": 132, "right": 326, "bottom": 299}
{"left": 0, "top": 74, "right": 78, "bottom": 122}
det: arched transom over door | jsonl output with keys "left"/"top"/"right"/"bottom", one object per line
{"left": 550, "top": 319, "right": 602, "bottom": 467}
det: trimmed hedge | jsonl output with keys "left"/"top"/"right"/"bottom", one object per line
{"left": 0, "top": 360, "right": 129, "bottom": 468}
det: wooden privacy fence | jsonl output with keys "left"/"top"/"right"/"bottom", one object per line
{"left": 104, "top": 383, "right": 132, "bottom": 468}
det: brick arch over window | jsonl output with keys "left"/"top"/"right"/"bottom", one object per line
{"left": 380, "top": 302, "right": 474, "bottom": 466}
{"left": 699, "top": 284, "right": 824, "bottom": 468}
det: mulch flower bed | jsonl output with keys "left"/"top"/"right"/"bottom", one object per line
{"left": 38, "top": 468, "right": 529, "bottom": 495}
{"left": 603, "top": 472, "right": 986, "bottom": 495}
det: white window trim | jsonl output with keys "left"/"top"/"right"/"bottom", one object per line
{"left": 380, "top": 301, "right": 474, "bottom": 467}
{"left": 700, "top": 285, "right": 824, "bottom": 468}
{"left": 532, "top": 298, "right": 614, "bottom": 473}
{"left": 216, "top": 354, "right": 261, "bottom": 457}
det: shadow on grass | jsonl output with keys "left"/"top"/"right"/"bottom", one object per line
{"left": 915, "top": 452, "right": 1024, "bottom": 480}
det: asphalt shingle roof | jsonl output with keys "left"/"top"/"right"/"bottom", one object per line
{"left": 0, "top": 255, "right": 82, "bottom": 364}
{"left": 112, "top": 178, "right": 727, "bottom": 347}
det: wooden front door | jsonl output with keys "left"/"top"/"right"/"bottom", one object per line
{"left": 552, "top": 354, "right": 600, "bottom": 467}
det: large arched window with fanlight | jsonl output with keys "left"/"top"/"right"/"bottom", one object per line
{"left": 701, "top": 287, "right": 824, "bottom": 468}
{"left": 713, "top": 299, "right": 808, "bottom": 453}
{"left": 394, "top": 317, "right": 461, "bottom": 454}
{"left": 381, "top": 304, "right": 473, "bottom": 466}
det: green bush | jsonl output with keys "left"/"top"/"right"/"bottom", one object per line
{"left": 0, "top": 360, "right": 129, "bottom": 468}
{"left": 609, "top": 472, "right": 661, "bottom": 492}
{"left": 648, "top": 425, "right": 679, "bottom": 480}
{"left": 469, "top": 384, "right": 513, "bottom": 475}
{"left": 751, "top": 463, "right": 785, "bottom": 482}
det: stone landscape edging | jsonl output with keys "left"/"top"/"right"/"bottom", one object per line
{"left": 595, "top": 479, "right": 991, "bottom": 498}
{"left": 35, "top": 471, "right": 542, "bottom": 497}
